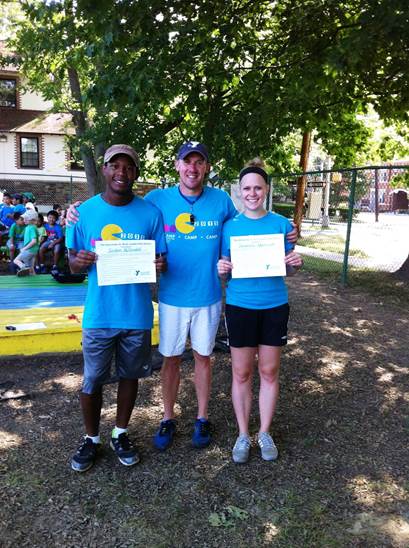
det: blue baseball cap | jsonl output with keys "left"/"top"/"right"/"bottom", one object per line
{"left": 176, "top": 141, "right": 209, "bottom": 162}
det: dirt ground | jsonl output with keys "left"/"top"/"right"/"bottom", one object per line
{"left": 1, "top": 272, "right": 409, "bottom": 547}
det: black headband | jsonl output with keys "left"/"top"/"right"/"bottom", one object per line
{"left": 239, "top": 166, "right": 269, "bottom": 184}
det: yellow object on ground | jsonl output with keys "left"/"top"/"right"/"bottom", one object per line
{"left": 0, "top": 303, "right": 159, "bottom": 356}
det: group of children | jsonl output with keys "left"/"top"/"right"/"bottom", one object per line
{"left": 0, "top": 191, "right": 67, "bottom": 277}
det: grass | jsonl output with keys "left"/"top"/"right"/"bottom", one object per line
{"left": 301, "top": 255, "right": 409, "bottom": 306}
{"left": 298, "top": 232, "right": 368, "bottom": 258}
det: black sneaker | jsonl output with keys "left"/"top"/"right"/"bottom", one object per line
{"left": 71, "top": 437, "right": 100, "bottom": 472}
{"left": 110, "top": 432, "right": 140, "bottom": 466}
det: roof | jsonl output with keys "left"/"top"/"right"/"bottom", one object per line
{"left": 0, "top": 109, "right": 75, "bottom": 135}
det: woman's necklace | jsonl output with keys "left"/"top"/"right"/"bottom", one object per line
{"left": 178, "top": 186, "right": 205, "bottom": 224}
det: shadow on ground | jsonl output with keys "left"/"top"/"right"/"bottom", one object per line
{"left": 1, "top": 272, "right": 409, "bottom": 547}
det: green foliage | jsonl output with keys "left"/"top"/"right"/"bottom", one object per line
{"left": 390, "top": 171, "right": 409, "bottom": 189}
{"left": 208, "top": 506, "right": 249, "bottom": 528}
{"left": 272, "top": 203, "right": 296, "bottom": 218}
{"left": 4, "top": 0, "right": 409, "bottom": 180}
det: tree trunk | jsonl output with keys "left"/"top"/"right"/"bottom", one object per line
{"left": 294, "top": 131, "right": 311, "bottom": 232}
{"left": 393, "top": 253, "right": 409, "bottom": 281}
{"left": 67, "top": 67, "right": 102, "bottom": 196}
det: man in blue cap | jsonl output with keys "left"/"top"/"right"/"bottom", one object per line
{"left": 145, "top": 141, "right": 238, "bottom": 450}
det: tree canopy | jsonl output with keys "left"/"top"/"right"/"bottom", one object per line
{"left": 3, "top": 0, "right": 409, "bottom": 187}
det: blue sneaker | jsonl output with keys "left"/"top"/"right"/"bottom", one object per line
{"left": 192, "top": 418, "right": 212, "bottom": 448}
{"left": 153, "top": 419, "right": 177, "bottom": 451}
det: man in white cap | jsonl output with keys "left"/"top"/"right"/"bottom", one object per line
{"left": 66, "top": 144, "right": 166, "bottom": 472}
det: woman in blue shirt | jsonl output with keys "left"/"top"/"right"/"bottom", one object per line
{"left": 218, "top": 159, "right": 302, "bottom": 464}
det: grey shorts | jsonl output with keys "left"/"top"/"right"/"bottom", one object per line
{"left": 82, "top": 328, "right": 152, "bottom": 394}
{"left": 15, "top": 249, "right": 36, "bottom": 267}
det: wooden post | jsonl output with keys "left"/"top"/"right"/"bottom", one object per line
{"left": 374, "top": 168, "right": 379, "bottom": 222}
{"left": 294, "top": 131, "right": 311, "bottom": 233}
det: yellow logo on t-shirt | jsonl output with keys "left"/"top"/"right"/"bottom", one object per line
{"left": 100, "top": 224, "right": 123, "bottom": 240}
{"left": 175, "top": 213, "right": 195, "bottom": 234}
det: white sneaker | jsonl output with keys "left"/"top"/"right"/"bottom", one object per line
{"left": 16, "top": 267, "right": 30, "bottom": 277}
{"left": 232, "top": 434, "right": 251, "bottom": 464}
{"left": 258, "top": 432, "right": 278, "bottom": 461}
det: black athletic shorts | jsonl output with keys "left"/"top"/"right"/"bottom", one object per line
{"left": 225, "top": 303, "right": 290, "bottom": 348}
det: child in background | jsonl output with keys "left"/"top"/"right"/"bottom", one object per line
{"left": 53, "top": 204, "right": 63, "bottom": 224}
{"left": 59, "top": 209, "right": 67, "bottom": 233}
{"left": 13, "top": 209, "right": 39, "bottom": 276}
{"left": 36, "top": 213, "right": 46, "bottom": 241}
{"left": 35, "top": 213, "right": 46, "bottom": 272}
{"left": 38, "top": 210, "right": 64, "bottom": 273}
{"left": 11, "top": 194, "right": 26, "bottom": 215}
{"left": 7, "top": 212, "right": 26, "bottom": 272}
{"left": 0, "top": 192, "right": 15, "bottom": 236}
{"left": 22, "top": 192, "right": 36, "bottom": 211}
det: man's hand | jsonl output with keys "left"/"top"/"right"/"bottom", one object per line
{"left": 217, "top": 258, "right": 233, "bottom": 278}
{"left": 286, "top": 222, "right": 299, "bottom": 244}
{"left": 69, "top": 249, "right": 96, "bottom": 273}
{"left": 66, "top": 201, "right": 82, "bottom": 226}
{"left": 285, "top": 250, "right": 303, "bottom": 276}
{"left": 154, "top": 254, "right": 167, "bottom": 274}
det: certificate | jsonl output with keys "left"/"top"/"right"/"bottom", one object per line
{"left": 95, "top": 240, "right": 156, "bottom": 286}
{"left": 230, "top": 234, "right": 286, "bottom": 278}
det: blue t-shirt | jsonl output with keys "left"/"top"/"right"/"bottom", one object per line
{"left": 221, "top": 212, "right": 294, "bottom": 309}
{"left": 146, "top": 185, "right": 237, "bottom": 307}
{"left": 66, "top": 194, "right": 166, "bottom": 329}
{"left": 0, "top": 205, "right": 15, "bottom": 228}
{"left": 14, "top": 204, "right": 26, "bottom": 215}
{"left": 44, "top": 222, "right": 63, "bottom": 241}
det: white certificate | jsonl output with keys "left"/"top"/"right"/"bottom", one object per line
{"left": 95, "top": 240, "right": 156, "bottom": 286}
{"left": 230, "top": 234, "right": 286, "bottom": 278}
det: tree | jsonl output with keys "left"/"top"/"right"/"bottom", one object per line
{"left": 5, "top": 0, "right": 409, "bottom": 195}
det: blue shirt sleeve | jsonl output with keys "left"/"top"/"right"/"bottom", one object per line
{"left": 221, "top": 223, "right": 231, "bottom": 258}
{"left": 65, "top": 220, "right": 84, "bottom": 251}
{"left": 150, "top": 207, "right": 167, "bottom": 255}
{"left": 284, "top": 218, "right": 294, "bottom": 253}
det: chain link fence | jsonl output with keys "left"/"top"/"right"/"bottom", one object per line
{"left": 0, "top": 173, "right": 89, "bottom": 211}
{"left": 267, "top": 165, "right": 409, "bottom": 284}
{"left": 0, "top": 173, "right": 162, "bottom": 211}
{"left": 2, "top": 166, "right": 409, "bottom": 284}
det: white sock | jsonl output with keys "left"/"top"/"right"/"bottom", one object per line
{"left": 112, "top": 426, "right": 127, "bottom": 439}
{"left": 86, "top": 434, "right": 100, "bottom": 444}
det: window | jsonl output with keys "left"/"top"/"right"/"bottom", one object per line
{"left": 69, "top": 147, "right": 84, "bottom": 171}
{"left": 0, "top": 78, "right": 17, "bottom": 108}
{"left": 20, "top": 136, "right": 39, "bottom": 168}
